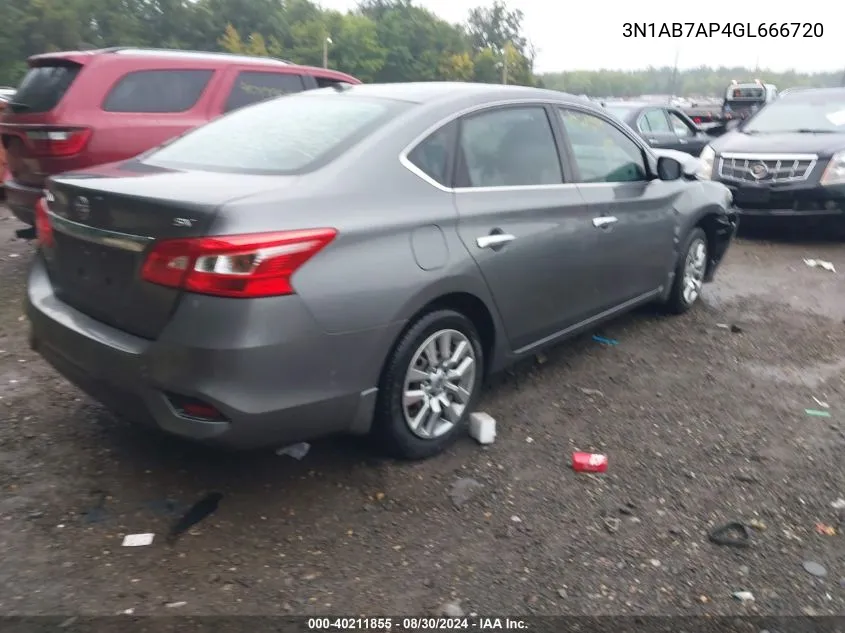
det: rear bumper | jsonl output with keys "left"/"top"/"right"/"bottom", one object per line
{"left": 3, "top": 178, "right": 41, "bottom": 226}
{"left": 27, "top": 256, "right": 402, "bottom": 450}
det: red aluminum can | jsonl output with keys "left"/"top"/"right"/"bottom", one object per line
{"left": 572, "top": 452, "right": 608, "bottom": 473}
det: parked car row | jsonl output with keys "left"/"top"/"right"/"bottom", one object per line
{"left": 12, "top": 62, "right": 737, "bottom": 458}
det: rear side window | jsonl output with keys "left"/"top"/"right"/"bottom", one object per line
{"left": 103, "top": 70, "right": 213, "bottom": 113}
{"left": 145, "top": 93, "right": 410, "bottom": 175}
{"left": 407, "top": 123, "right": 456, "bottom": 187}
{"left": 224, "top": 72, "right": 305, "bottom": 113}
{"left": 11, "top": 63, "right": 82, "bottom": 113}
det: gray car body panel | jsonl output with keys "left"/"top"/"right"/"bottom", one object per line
{"left": 26, "top": 82, "right": 736, "bottom": 450}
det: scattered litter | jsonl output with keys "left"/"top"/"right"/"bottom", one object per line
{"left": 603, "top": 517, "right": 621, "bottom": 534}
{"left": 122, "top": 533, "right": 155, "bottom": 547}
{"left": 438, "top": 601, "right": 464, "bottom": 617}
{"left": 732, "top": 591, "right": 755, "bottom": 603}
{"left": 803, "top": 561, "right": 827, "bottom": 578}
{"left": 121, "top": 609, "right": 135, "bottom": 615}
{"left": 716, "top": 323, "right": 730, "bottom": 329}
{"left": 8, "top": 253, "right": 19, "bottom": 258}
{"left": 525, "top": 436, "right": 534, "bottom": 444}
{"left": 592, "top": 335, "right": 618, "bottom": 346}
{"left": 449, "top": 478, "right": 484, "bottom": 509}
{"left": 579, "top": 387, "right": 604, "bottom": 397}
{"left": 815, "top": 522, "right": 836, "bottom": 536}
{"left": 804, "top": 258, "right": 836, "bottom": 273}
{"left": 708, "top": 521, "right": 751, "bottom": 548}
{"left": 275, "top": 442, "right": 310, "bottom": 460}
{"left": 572, "top": 452, "right": 608, "bottom": 473}
{"left": 510, "top": 515, "right": 522, "bottom": 523}
{"left": 374, "top": 492, "right": 385, "bottom": 501}
{"left": 166, "top": 491, "right": 223, "bottom": 544}
{"left": 469, "top": 412, "right": 496, "bottom": 444}
{"left": 813, "top": 396, "right": 830, "bottom": 409}
{"left": 748, "top": 519, "right": 767, "bottom": 531}
{"left": 649, "top": 559, "right": 661, "bottom": 567}
{"left": 805, "top": 409, "right": 832, "bottom": 418}
{"left": 165, "top": 601, "right": 187, "bottom": 608}
{"left": 831, "top": 498, "right": 845, "bottom": 510}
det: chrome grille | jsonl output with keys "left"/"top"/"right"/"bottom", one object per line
{"left": 717, "top": 153, "right": 817, "bottom": 184}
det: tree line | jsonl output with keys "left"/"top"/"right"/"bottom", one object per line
{"left": 0, "top": 0, "right": 536, "bottom": 86}
{"left": 1, "top": 0, "right": 841, "bottom": 95}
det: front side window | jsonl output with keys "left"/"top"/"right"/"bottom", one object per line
{"left": 457, "top": 106, "right": 563, "bottom": 188}
{"left": 224, "top": 71, "right": 305, "bottom": 113}
{"left": 144, "top": 93, "right": 408, "bottom": 175}
{"left": 558, "top": 108, "right": 647, "bottom": 183}
{"left": 667, "top": 111, "right": 695, "bottom": 137}
{"left": 407, "top": 123, "right": 455, "bottom": 187}
{"left": 641, "top": 109, "right": 671, "bottom": 133}
{"left": 103, "top": 70, "right": 213, "bottom": 113}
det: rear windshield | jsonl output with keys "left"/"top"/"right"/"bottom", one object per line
{"left": 11, "top": 63, "right": 82, "bottom": 113}
{"left": 743, "top": 96, "right": 845, "bottom": 133}
{"left": 726, "top": 86, "right": 764, "bottom": 101}
{"left": 143, "top": 92, "right": 410, "bottom": 175}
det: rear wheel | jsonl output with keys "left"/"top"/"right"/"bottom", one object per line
{"left": 373, "top": 309, "right": 484, "bottom": 460}
{"left": 665, "top": 227, "right": 708, "bottom": 315}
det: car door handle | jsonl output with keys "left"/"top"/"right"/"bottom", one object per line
{"left": 476, "top": 233, "right": 516, "bottom": 249}
{"left": 592, "top": 216, "right": 618, "bottom": 228}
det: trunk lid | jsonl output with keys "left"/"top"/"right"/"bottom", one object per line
{"left": 44, "top": 162, "right": 297, "bottom": 339}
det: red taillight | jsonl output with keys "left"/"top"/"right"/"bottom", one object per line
{"left": 693, "top": 117, "right": 701, "bottom": 123}
{"left": 25, "top": 128, "right": 91, "bottom": 157}
{"left": 34, "top": 197, "right": 55, "bottom": 248}
{"left": 141, "top": 229, "right": 338, "bottom": 298}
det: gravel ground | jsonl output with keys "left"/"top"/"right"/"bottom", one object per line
{"left": 0, "top": 205, "right": 843, "bottom": 617}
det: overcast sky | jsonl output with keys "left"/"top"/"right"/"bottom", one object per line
{"left": 318, "top": 0, "right": 842, "bottom": 74}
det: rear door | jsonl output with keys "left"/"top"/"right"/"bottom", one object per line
{"left": 451, "top": 104, "right": 601, "bottom": 351}
{"left": 666, "top": 108, "right": 709, "bottom": 156}
{"left": 214, "top": 68, "right": 306, "bottom": 115}
{"left": 557, "top": 106, "right": 682, "bottom": 309}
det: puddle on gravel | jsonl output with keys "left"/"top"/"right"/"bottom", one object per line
{"left": 744, "top": 357, "right": 845, "bottom": 389}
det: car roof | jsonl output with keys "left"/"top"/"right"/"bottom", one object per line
{"left": 26, "top": 47, "right": 352, "bottom": 77}
{"left": 331, "top": 82, "right": 591, "bottom": 107}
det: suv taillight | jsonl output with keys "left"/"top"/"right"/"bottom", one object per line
{"left": 34, "top": 197, "right": 55, "bottom": 248}
{"left": 140, "top": 229, "right": 337, "bottom": 298}
{"left": 25, "top": 128, "right": 92, "bottom": 157}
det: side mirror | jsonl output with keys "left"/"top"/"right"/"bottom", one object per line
{"left": 656, "top": 156, "right": 683, "bottom": 181}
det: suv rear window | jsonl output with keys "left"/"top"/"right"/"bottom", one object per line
{"left": 11, "top": 63, "right": 82, "bottom": 113}
{"left": 103, "top": 69, "right": 213, "bottom": 113}
{"left": 144, "top": 93, "right": 410, "bottom": 175}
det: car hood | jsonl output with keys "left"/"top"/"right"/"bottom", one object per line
{"left": 711, "top": 131, "right": 845, "bottom": 157}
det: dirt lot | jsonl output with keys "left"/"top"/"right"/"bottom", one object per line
{"left": 0, "top": 204, "right": 843, "bottom": 617}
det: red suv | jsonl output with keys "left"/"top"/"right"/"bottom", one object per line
{"left": 1, "top": 47, "right": 360, "bottom": 226}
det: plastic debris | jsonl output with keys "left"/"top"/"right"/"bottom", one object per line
{"left": 831, "top": 498, "right": 845, "bottom": 510}
{"left": 122, "top": 533, "right": 155, "bottom": 547}
{"left": 275, "top": 442, "right": 310, "bottom": 460}
{"left": 815, "top": 522, "right": 836, "bottom": 536}
{"left": 732, "top": 591, "right": 755, "bottom": 603}
{"left": 715, "top": 323, "right": 730, "bottom": 329}
{"left": 592, "top": 335, "right": 618, "bottom": 346}
{"left": 805, "top": 408, "right": 831, "bottom": 418}
{"left": 603, "top": 517, "right": 621, "bottom": 534}
{"left": 748, "top": 519, "right": 767, "bottom": 531}
{"left": 708, "top": 522, "right": 751, "bottom": 548}
{"left": 469, "top": 412, "right": 496, "bottom": 444}
{"left": 572, "top": 452, "right": 608, "bottom": 473}
{"left": 813, "top": 396, "right": 830, "bottom": 409}
{"left": 165, "top": 601, "right": 187, "bottom": 608}
{"left": 804, "top": 259, "right": 836, "bottom": 273}
{"left": 803, "top": 561, "right": 827, "bottom": 578}
{"left": 579, "top": 387, "right": 604, "bottom": 397}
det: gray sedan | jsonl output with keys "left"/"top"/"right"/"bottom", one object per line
{"left": 27, "top": 82, "right": 738, "bottom": 460}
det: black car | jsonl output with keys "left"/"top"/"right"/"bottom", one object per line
{"left": 697, "top": 87, "right": 845, "bottom": 232}
{"left": 602, "top": 102, "right": 715, "bottom": 157}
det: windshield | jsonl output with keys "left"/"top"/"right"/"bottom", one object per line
{"left": 743, "top": 97, "right": 845, "bottom": 133}
{"left": 144, "top": 92, "right": 411, "bottom": 175}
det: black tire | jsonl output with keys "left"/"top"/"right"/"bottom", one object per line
{"left": 664, "top": 227, "right": 708, "bottom": 315}
{"left": 373, "top": 309, "right": 485, "bottom": 460}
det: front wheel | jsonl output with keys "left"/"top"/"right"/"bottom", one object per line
{"left": 664, "top": 227, "right": 708, "bottom": 315}
{"left": 373, "top": 309, "right": 484, "bottom": 460}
